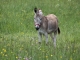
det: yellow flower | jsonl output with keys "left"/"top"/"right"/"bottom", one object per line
{"left": 70, "top": 57, "right": 72, "bottom": 60}
{"left": 51, "top": 54, "right": 53, "bottom": 57}
{"left": 2, "top": 49, "right": 6, "bottom": 53}
{"left": 1, "top": 52, "right": 3, "bottom": 54}
{"left": 60, "top": 56, "right": 62, "bottom": 58}
{"left": 16, "top": 56, "right": 18, "bottom": 59}
{"left": 4, "top": 50, "right": 6, "bottom": 52}
{"left": 46, "top": 56, "right": 48, "bottom": 58}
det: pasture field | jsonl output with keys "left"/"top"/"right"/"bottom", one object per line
{"left": 0, "top": 0, "right": 80, "bottom": 60}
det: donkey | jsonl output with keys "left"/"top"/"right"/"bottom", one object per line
{"left": 34, "top": 8, "right": 60, "bottom": 47}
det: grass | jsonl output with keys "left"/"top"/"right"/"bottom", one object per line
{"left": 0, "top": 0, "right": 80, "bottom": 60}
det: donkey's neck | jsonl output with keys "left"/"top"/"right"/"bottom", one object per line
{"left": 39, "top": 15, "right": 44, "bottom": 20}
{"left": 40, "top": 16, "right": 48, "bottom": 31}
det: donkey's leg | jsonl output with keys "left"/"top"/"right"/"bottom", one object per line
{"left": 50, "top": 33, "right": 53, "bottom": 40}
{"left": 44, "top": 32, "right": 48, "bottom": 44}
{"left": 53, "top": 32, "right": 57, "bottom": 47}
{"left": 38, "top": 32, "right": 42, "bottom": 44}
{"left": 50, "top": 32, "right": 57, "bottom": 47}
{"left": 50, "top": 33, "right": 54, "bottom": 44}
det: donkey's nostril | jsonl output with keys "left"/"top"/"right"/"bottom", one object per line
{"left": 35, "top": 27, "right": 39, "bottom": 30}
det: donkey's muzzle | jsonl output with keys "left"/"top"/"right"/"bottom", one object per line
{"left": 35, "top": 27, "right": 39, "bottom": 30}
{"left": 35, "top": 23, "right": 40, "bottom": 30}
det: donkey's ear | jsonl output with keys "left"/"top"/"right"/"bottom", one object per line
{"left": 34, "top": 7, "right": 37, "bottom": 13}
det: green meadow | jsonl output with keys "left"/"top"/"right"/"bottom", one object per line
{"left": 0, "top": 0, "right": 80, "bottom": 60}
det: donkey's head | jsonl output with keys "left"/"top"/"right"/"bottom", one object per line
{"left": 34, "top": 7, "right": 43, "bottom": 30}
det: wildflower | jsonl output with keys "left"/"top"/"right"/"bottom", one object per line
{"left": 1, "top": 52, "right": 3, "bottom": 54}
{"left": 40, "top": 49, "right": 41, "bottom": 50}
{"left": 68, "top": 46, "right": 69, "bottom": 49}
{"left": 16, "top": 56, "right": 18, "bottom": 59}
{"left": 70, "top": 57, "right": 72, "bottom": 60}
{"left": 46, "top": 56, "right": 48, "bottom": 58}
{"left": 2, "top": 49, "right": 6, "bottom": 53}
{"left": 4, "top": 49, "right": 6, "bottom": 52}
{"left": 51, "top": 54, "right": 53, "bottom": 57}
{"left": 60, "top": 56, "right": 62, "bottom": 58}
{"left": 5, "top": 54, "right": 7, "bottom": 57}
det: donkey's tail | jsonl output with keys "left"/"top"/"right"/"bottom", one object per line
{"left": 58, "top": 27, "right": 60, "bottom": 34}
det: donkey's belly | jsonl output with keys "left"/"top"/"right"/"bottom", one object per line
{"left": 47, "top": 29, "right": 54, "bottom": 34}
{"left": 38, "top": 28, "right": 53, "bottom": 34}
{"left": 47, "top": 27, "right": 57, "bottom": 34}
